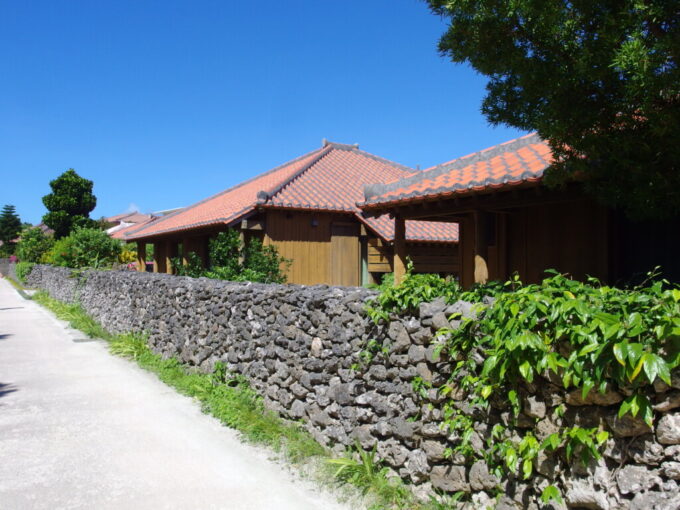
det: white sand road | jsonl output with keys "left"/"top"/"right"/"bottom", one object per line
{"left": 0, "top": 278, "right": 352, "bottom": 510}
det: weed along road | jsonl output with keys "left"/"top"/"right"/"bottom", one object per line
{"left": 0, "top": 278, "right": 348, "bottom": 510}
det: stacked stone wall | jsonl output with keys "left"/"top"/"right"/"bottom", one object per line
{"left": 25, "top": 264, "right": 680, "bottom": 509}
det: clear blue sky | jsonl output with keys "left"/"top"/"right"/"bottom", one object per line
{"left": 1, "top": 0, "right": 525, "bottom": 224}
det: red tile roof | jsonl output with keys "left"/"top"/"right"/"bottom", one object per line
{"left": 126, "top": 147, "right": 326, "bottom": 239}
{"left": 361, "top": 215, "right": 459, "bottom": 244}
{"left": 126, "top": 142, "right": 458, "bottom": 243}
{"left": 361, "top": 133, "right": 552, "bottom": 210}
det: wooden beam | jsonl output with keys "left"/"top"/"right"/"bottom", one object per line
{"left": 136, "top": 242, "right": 146, "bottom": 272}
{"left": 241, "top": 219, "right": 264, "bottom": 231}
{"left": 368, "top": 184, "right": 585, "bottom": 221}
{"left": 393, "top": 216, "right": 407, "bottom": 285}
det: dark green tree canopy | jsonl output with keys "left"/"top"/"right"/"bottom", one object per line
{"left": 42, "top": 169, "right": 97, "bottom": 238}
{"left": 0, "top": 204, "right": 22, "bottom": 252}
{"left": 427, "top": 0, "right": 680, "bottom": 219}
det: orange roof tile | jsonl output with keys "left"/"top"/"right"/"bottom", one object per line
{"left": 127, "top": 147, "right": 327, "bottom": 239}
{"left": 361, "top": 133, "right": 552, "bottom": 210}
{"left": 361, "top": 215, "right": 459, "bottom": 243}
{"left": 126, "top": 142, "right": 459, "bottom": 244}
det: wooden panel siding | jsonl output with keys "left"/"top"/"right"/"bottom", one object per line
{"left": 368, "top": 238, "right": 393, "bottom": 273}
{"left": 368, "top": 237, "right": 459, "bottom": 275}
{"left": 505, "top": 199, "right": 609, "bottom": 284}
{"left": 264, "top": 211, "right": 334, "bottom": 285}
{"left": 330, "top": 223, "right": 361, "bottom": 286}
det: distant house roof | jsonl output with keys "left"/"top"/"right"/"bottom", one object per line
{"left": 106, "top": 211, "right": 155, "bottom": 225}
{"left": 110, "top": 218, "right": 157, "bottom": 240}
{"left": 126, "top": 142, "right": 458, "bottom": 244}
{"left": 360, "top": 133, "right": 552, "bottom": 210}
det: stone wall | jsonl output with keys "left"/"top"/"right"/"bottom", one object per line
{"left": 0, "top": 258, "right": 18, "bottom": 281}
{"left": 26, "top": 264, "right": 680, "bottom": 509}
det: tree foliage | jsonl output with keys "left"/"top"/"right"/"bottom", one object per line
{"left": 44, "top": 227, "right": 122, "bottom": 269}
{"left": 42, "top": 169, "right": 97, "bottom": 238}
{"left": 426, "top": 0, "right": 680, "bottom": 219}
{"left": 0, "top": 205, "right": 22, "bottom": 255}
{"left": 15, "top": 227, "right": 55, "bottom": 263}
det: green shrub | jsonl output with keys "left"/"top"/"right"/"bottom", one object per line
{"left": 15, "top": 261, "right": 35, "bottom": 283}
{"left": 15, "top": 227, "right": 54, "bottom": 263}
{"left": 366, "top": 261, "right": 461, "bottom": 322}
{"left": 44, "top": 227, "right": 121, "bottom": 269}
{"left": 173, "top": 230, "right": 289, "bottom": 284}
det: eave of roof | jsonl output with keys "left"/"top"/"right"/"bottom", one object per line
{"left": 360, "top": 133, "right": 551, "bottom": 211}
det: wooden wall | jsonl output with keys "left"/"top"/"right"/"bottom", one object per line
{"left": 368, "top": 238, "right": 459, "bottom": 276}
{"left": 265, "top": 211, "right": 336, "bottom": 286}
{"left": 504, "top": 199, "right": 609, "bottom": 283}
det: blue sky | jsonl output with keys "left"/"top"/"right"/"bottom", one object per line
{"left": 1, "top": 0, "right": 525, "bottom": 224}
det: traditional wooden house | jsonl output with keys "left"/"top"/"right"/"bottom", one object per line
{"left": 124, "top": 141, "right": 459, "bottom": 286}
{"left": 360, "top": 133, "right": 680, "bottom": 287}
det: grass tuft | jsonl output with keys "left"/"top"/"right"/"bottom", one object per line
{"left": 327, "top": 444, "right": 412, "bottom": 508}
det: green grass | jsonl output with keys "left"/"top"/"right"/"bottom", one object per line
{"left": 32, "top": 291, "right": 110, "bottom": 340}
{"left": 31, "top": 290, "right": 453, "bottom": 509}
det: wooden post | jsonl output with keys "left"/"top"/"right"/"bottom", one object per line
{"left": 238, "top": 228, "right": 245, "bottom": 265}
{"left": 393, "top": 216, "right": 407, "bottom": 285}
{"left": 136, "top": 242, "right": 146, "bottom": 272}
{"left": 473, "top": 211, "right": 489, "bottom": 285}
{"left": 197, "top": 236, "right": 209, "bottom": 268}
{"left": 165, "top": 241, "right": 177, "bottom": 274}
{"left": 153, "top": 242, "right": 166, "bottom": 273}
{"left": 182, "top": 238, "right": 191, "bottom": 266}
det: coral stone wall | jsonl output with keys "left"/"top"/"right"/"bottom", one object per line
{"left": 25, "top": 265, "right": 680, "bottom": 509}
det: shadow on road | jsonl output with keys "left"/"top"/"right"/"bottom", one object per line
{"left": 0, "top": 334, "right": 12, "bottom": 341}
{"left": 0, "top": 307, "right": 24, "bottom": 311}
{"left": 0, "top": 382, "right": 18, "bottom": 399}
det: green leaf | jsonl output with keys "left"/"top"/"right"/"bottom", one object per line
{"left": 581, "top": 380, "right": 595, "bottom": 400}
{"left": 613, "top": 342, "right": 628, "bottom": 366}
{"left": 519, "top": 360, "right": 533, "bottom": 381}
{"left": 522, "top": 459, "right": 533, "bottom": 479}
{"left": 505, "top": 447, "right": 517, "bottom": 471}
{"left": 541, "top": 433, "right": 561, "bottom": 451}
{"left": 480, "top": 385, "right": 493, "bottom": 399}
{"left": 541, "top": 485, "right": 562, "bottom": 504}
{"left": 643, "top": 352, "right": 671, "bottom": 385}
{"left": 596, "top": 430, "right": 609, "bottom": 444}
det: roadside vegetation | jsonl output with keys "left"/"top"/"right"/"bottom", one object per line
{"left": 364, "top": 265, "right": 680, "bottom": 503}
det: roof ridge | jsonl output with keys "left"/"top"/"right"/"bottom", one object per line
{"left": 362, "top": 132, "right": 542, "bottom": 202}
{"left": 256, "top": 145, "right": 333, "bottom": 203}
{"left": 324, "top": 141, "right": 415, "bottom": 174}
{"left": 127, "top": 145, "right": 327, "bottom": 239}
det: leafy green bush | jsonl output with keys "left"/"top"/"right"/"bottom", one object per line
{"left": 421, "top": 272, "right": 680, "bottom": 501}
{"left": 15, "top": 227, "right": 54, "bottom": 263}
{"left": 366, "top": 261, "right": 461, "bottom": 322}
{"left": 15, "top": 261, "right": 35, "bottom": 283}
{"left": 44, "top": 227, "right": 121, "bottom": 269}
{"left": 173, "top": 230, "right": 289, "bottom": 284}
